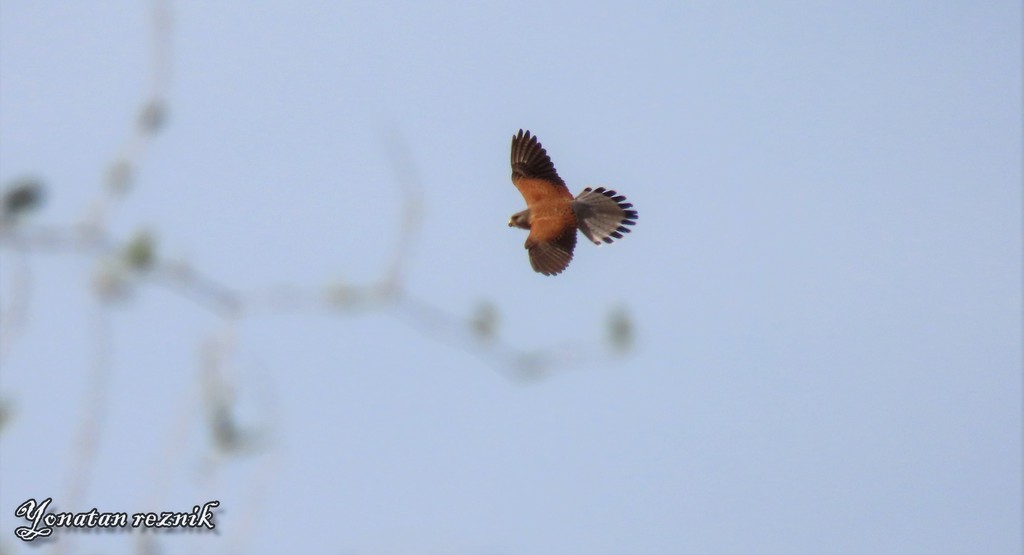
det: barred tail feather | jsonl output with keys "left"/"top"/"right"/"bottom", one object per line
{"left": 572, "top": 187, "right": 638, "bottom": 245}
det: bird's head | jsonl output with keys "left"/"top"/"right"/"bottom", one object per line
{"left": 508, "top": 210, "right": 531, "bottom": 230}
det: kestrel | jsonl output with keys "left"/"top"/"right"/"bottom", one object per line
{"left": 508, "top": 129, "right": 638, "bottom": 276}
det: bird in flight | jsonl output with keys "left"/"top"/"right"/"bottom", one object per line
{"left": 508, "top": 129, "right": 638, "bottom": 276}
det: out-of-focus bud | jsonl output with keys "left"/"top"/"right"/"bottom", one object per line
{"left": 206, "top": 387, "right": 266, "bottom": 456}
{"left": 1, "top": 177, "right": 44, "bottom": 223}
{"left": 607, "top": 305, "right": 634, "bottom": 353}
{"left": 470, "top": 301, "right": 499, "bottom": 341}
{"left": 209, "top": 403, "right": 243, "bottom": 453}
{"left": 139, "top": 99, "right": 167, "bottom": 134}
{"left": 123, "top": 229, "right": 156, "bottom": 272}
{"left": 0, "top": 397, "right": 13, "bottom": 433}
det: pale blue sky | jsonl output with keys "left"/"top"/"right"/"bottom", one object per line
{"left": 1, "top": 2, "right": 1021, "bottom": 554}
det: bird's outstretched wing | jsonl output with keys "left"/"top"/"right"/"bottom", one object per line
{"left": 527, "top": 227, "right": 577, "bottom": 276}
{"left": 510, "top": 129, "right": 579, "bottom": 276}
{"left": 573, "top": 187, "right": 638, "bottom": 245}
{"left": 510, "top": 129, "right": 572, "bottom": 206}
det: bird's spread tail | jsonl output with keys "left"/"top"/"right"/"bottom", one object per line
{"left": 572, "top": 187, "right": 638, "bottom": 245}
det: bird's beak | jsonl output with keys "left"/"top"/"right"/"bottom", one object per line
{"left": 507, "top": 219, "right": 514, "bottom": 227}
